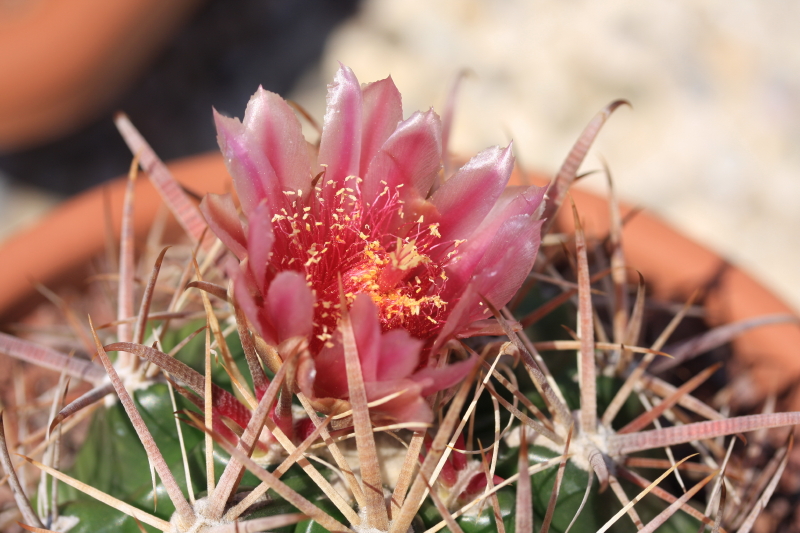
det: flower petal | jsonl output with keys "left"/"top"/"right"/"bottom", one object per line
{"left": 442, "top": 184, "right": 544, "bottom": 288}
{"left": 214, "top": 108, "right": 282, "bottom": 216}
{"left": 241, "top": 87, "right": 312, "bottom": 200}
{"left": 267, "top": 271, "right": 314, "bottom": 342}
{"left": 470, "top": 215, "right": 543, "bottom": 317}
{"left": 430, "top": 144, "right": 515, "bottom": 242}
{"left": 376, "top": 329, "right": 423, "bottom": 382}
{"left": 365, "top": 379, "right": 431, "bottom": 426}
{"left": 431, "top": 283, "right": 479, "bottom": 353}
{"left": 233, "top": 266, "right": 276, "bottom": 345}
{"left": 313, "top": 340, "right": 348, "bottom": 400}
{"left": 360, "top": 76, "right": 403, "bottom": 177}
{"left": 200, "top": 193, "right": 247, "bottom": 260}
{"left": 410, "top": 354, "right": 477, "bottom": 397}
{"left": 362, "top": 109, "right": 442, "bottom": 214}
{"left": 318, "top": 65, "right": 363, "bottom": 187}
{"left": 247, "top": 202, "right": 275, "bottom": 293}
{"left": 349, "top": 294, "right": 381, "bottom": 383}
{"left": 475, "top": 184, "right": 546, "bottom": 235}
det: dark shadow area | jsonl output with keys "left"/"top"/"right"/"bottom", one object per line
{"left": 0, "top": 0, "right": 360, "bottom": 195}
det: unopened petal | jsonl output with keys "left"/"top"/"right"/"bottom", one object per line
{"left": 318, "top": 65, "right": 363, "bottom": 187}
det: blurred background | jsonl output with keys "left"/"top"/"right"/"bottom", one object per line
{"left": 1, "top": 0, "right": 799, "bottom": 310}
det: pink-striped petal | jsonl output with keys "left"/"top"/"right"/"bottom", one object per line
{"left": 376, "top": 329, "right": 423, "bottom": 382}
{"left": 247, "top": 202, "right": 275, "bottom": 293}
{"left": 475, "top": 184, "right": 546, "bottom": 236}
{"left": 214, "top": 109, "right": 282, "bottom": 215}
{"left": 200, "top": 193, "right": 248, "bottom": 260}
{"left": 360, "top": 76, "right": 403, "bottom": 177}
{"left": 362, "top": 109, "right": 442, "bottom": 213}
{"left": 470, "top": 215, "right": 542, "bottom": 317}
{"left": 318, "top": 65, "right": 363, "bottom": 187}
{"left": 430, "top": 144, "right": 515, "bottom": 242}
{"left": 241, "top": 87, "right": 312, "bottom": 199}
{"left": 266, "top": 271, "right": 315, "bottom": 343}
{"left": 442, "top": 184, "right": 544, "bottom": 287}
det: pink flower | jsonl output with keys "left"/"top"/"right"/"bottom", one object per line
{"left": 202, "top": 65, "right": 544, "bottom": 425}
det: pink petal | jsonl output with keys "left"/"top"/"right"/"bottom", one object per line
{"left": 431, "top": 283, "right": 480, "bottom": 353}
{"left": 475, "top": 184, "right": 546, "bottom": 235}
{"left": 214, "top": 109, "right": 282, "bottom": 216}
{"left": 365, "top": 379, "right": 431, "bottom": 426}
{"left": 233, "top": 266, "right": 277, "bottom": 345}
{"left": 312, "top": 340, "right": 348, "bottom": 400}
{"left": 362, "top": 109, "right": 442, "bottom": 213}
{"left": 266, "top": 271, "right": 314, "bottom": 342}
{"left": 359, "top": 76, "right": 403, "bottom": 177}
{"left": 241, "top": 87, "right": 312, "bottom": 200}
{"left": 200, "top": 193, "right": 248, "bottom": 260}
{"left": 452, "top": 433, "right": 467, "bottom": 471}
{"left": 461, "top": 473, "right": 503, "bottom": 501}
{"left": 318, "top": 65, "right": 363, "bottom": 187}
{"left": 297, "top": 350, "right": 317, "bottom": 399}
{"left": 442, "top": 184, "right": 544, "bottom": 288}
{"left": 375, "top": 329, "right": 423, "bottom": 382}
{"left": 246, "top": 202, "right": 275, "bottom": 293}
{"left": 430, "top": 144, "right": 515, "bottom": 242}
{"left": 384, "top": 397, "right": 431, "bottom": 428}
{"left": 470, "top": 215, "right": 543, "bottom": 318}
{"left": 410, "top": 354, "right": 477, "bottom": 397}
{"left": 349, "top": 295, "right": 381, "bottom": 383}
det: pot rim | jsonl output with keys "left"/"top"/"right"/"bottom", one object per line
{"left": 0, "top": 151, "right": 230, "bottom": 322}
{"left": 1, "top": 153, "right": 797, "bottom": 407}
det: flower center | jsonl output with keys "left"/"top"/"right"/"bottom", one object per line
{"left": 344, "top": 234, "right": 448, "bottom": 335}
{"left": 268, "top": 180, "right": 452, "bottom": 351}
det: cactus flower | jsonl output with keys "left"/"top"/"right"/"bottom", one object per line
{"left": 202, "top": 65, "right": 544, "bottom": 425}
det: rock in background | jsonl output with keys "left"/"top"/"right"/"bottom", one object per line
{"left": 292, "top": 0, "right": 800, "bottom": 310}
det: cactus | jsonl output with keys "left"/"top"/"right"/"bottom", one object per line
{"left": 1, "top": 67, "right": 798, "bottom": 533}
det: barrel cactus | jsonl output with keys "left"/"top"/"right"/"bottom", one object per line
{"left": 1, "top": 66, "right": 798, "bottom": 533}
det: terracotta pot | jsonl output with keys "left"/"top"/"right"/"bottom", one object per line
{"left": 2, "top": 155, "right": 798, "bottom": 412}
{"left": 0, "top": 0, "right": 203, "bottom": 150}
{"left": 0, "top": 152, "right": 230, "bottom": 322}
{"left": 518, "top": 173, "right": 800, "bottom": 412}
